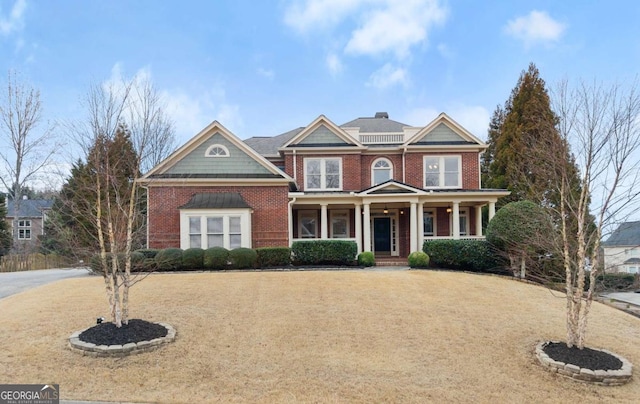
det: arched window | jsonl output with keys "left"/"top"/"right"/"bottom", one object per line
{"left": 205, "top": 144, "right": 230, "bottom": 157}
{"left": 371, "top": 158, "right": 393, "bottom": 185}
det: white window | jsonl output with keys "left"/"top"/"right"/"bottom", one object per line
{"left": 304, "top": 158, "right": 342, "bottom": 190}
{"left": 18, "top": 220, "right": 31, "bottom": 240}
{"left": 628, "top": 266, "right": 639, "bottom": 274}
{"left": 180, "top": 209, "right": 251, "bottom": 249}
{"left": 371, "top": 158, "right": 393, "bottom": 186}
{"left": 298, "top": 210, "right": 318, "bottom": 238}
{"left": 330, "top": 210, "right": 349, "bottom": 238}
{"left": 424, "top": 156, "right": 462, "bottom": 188}
{"left": 205, "top": 144, "right": 230, "bottom": 157}
{"left": 423, "top": 210, "right": 437, "bottom": 237}
{"left": 449, "top": 208, "right": 469, "bottom": 236}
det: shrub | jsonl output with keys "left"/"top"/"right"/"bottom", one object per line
{"left": 357, "top": 251, "right": 375, "bottom": 267}
{"left": 408, "top": 251, "right": 430, "bottom": 268}
{"left": 229, "top": 247, "right": 258, "bottom": 269}
{"left": 256, "top": 247, "right": 291, "bottom": 268}
{"left": 89, "top": 251, "right": 146, "bottom": 274}
{"left": 155, "top": 248, "right": 183, "bottom": 271}
{"left": 587, "top": 272, "right": 637, "bottom": 292}
{"left": 423, "top": 239, "right": 508, "bottom": 274}
{"left": 182, "top": 248, "right": 204, "bottom": 270}
{"left": 135, "top": 249, "right": 160, "bottom": 259}
{"left": 291, "top": 240, "right": 357, "bottom": 265}
{"left": 204, "top": 247, "right": 229, "bottom": 270}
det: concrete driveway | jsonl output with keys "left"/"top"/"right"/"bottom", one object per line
{"left": 0, "top": 268, "right": 92, "bottom": 299}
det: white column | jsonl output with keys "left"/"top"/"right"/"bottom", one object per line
{"left": 488, "top": 202, "right": 496, "bottom": 221}
{"left": 320, "top": 204, "right": 328, "bottom": 239}
{"left": 417, "top": 202, "right": 424, "bottom": 251}
{"left": 355, "top": 203, "right": 362, "bottom": 254}
{"left": 475, "top": 205, "right": 483, "bottom": 237}
{"left": 410, "top": 202, "right": 418, "bottom": 252}
{"left": 363, "top": 203, "right": 371, "bottom": 252}
{"left": 452, "top": 201, "right": 460, "bottom": 240}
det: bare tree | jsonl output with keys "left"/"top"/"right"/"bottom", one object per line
{"left": 552, "top": 79, "right": 640, "bottom": 349}
{"left": 67, "top": 75, "right": 175, "bottom": 327}
{"left": 0, "top": 71, "right": 57, "bottom": 251}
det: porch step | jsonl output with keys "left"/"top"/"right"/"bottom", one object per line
{"left": 375, "top": 257, "right": 408, "bottom": 267}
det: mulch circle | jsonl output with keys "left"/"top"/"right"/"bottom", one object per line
{"left": 79, "top": 319, "right": 168, "bottom": 346}
{"left": 543, "top": 342, "right": 622, "bottom": 371}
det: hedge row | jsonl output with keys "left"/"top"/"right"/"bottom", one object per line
{"left": 423, "top": 239, "right": 509, "bottom": 274}
{"left": 89, "top": 241, "right": 359, "bottom": 273}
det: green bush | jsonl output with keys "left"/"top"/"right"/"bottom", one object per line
{"left": 89, "top": 251, "right": 146, "bottom": 274}
{"left": 229, "top": 247, "right": 258, "bottom": 269}
{"left": 204, "top": 247, "right": 229, "bottom": 270}
{"left": 182, "top": 248, "right": 204, "bottom": 270}
{"left": 256, "top": 247, "right": 291, "bottom": 268}
{"left": 408, "top": 251, "right": 430, "bottom": 268}
{"left": 423, "top": 239, "right": 508, "bottom": 274}
{"left": 155, "top": 248, "right": 183, "bottom": 271}
{"left": 291, "top": 240, "right": 357, "bottom": 265}
{"left": 357, "top": 251, "right": 375, "bottom": 267}
{"left": 135, "top": 249, "right": 160, "bottom": 259}
{"left": 588, "top": 272, "right": 637, "bottom": 292}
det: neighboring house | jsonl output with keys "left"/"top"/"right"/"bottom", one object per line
{"left": 603, "top": 221, "right": 640, "bottom": 274}
{"left": 5, "top": 197, "right": 54, "bottom": 253}
{"left": 140, "top": 112, "right": 510, "bottom": 257}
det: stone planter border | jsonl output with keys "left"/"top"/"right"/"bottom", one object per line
{"left": 535, "top": 341, "right": 633, "bottom": 386}
{"left": 68, "top": 322, "right": 176, "bottom": 358}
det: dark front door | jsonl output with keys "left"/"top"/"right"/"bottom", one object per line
{"left": 374, "top": 217, "right": 391, "bottom": 253}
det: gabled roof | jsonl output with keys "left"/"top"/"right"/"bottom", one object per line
{"left": 6, "top": 198, "right": 53, "bottom": 218}
{"left": 281, "top": 115, "right": 364, "bottom": 149}
{"left": 358, "top": 180, "right": 426, "bottom": 195}
{"left": 244, "top": 127, "right": 303, "bottom": 157}
{"left": 404, "top": 112, "right": 486, "bottom": 147}
{"left": 603, "top": 221, "right": 640, "bottom": 247}
{"left": 140, "top": 120, "right": 292, "bottom": 182}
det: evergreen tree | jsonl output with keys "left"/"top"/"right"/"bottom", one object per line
{"left": 0, "top": 193, "right": 11, "bottom": 256}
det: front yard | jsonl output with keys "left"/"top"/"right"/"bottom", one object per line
{"left": 1, "top": 270, "right": 639, "bottom": 402}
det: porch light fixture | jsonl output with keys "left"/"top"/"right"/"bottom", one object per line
{"left": 383, "top": 206, "right": 389, "bottom": 214}
{"left": 446, "top": 207, "right": 452, "bottom": 213}
{"left": 400, "top": 209, "right": 404, "bottom": 215}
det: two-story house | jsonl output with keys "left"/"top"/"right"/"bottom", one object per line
{"left": 140, "top": 112, "right": 509, "bottom": 257}
{"left": 5, "top": 196, "right": 53, "bottom": 253}
{"left": 602, "top": 221, "right": 640, "bottom": 274}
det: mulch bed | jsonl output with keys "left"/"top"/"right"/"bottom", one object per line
{"left": 79, "top": 319, "right": 167, "bottom": 346}
{"left": 543, "top": 342, "right": 623, "bottom": 371}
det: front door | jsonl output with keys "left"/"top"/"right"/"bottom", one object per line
{"left": 374, "top": 217, "right": 391, "bottom": 254}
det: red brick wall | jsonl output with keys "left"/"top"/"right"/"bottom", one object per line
{"left": 147, "top": 186, "right": 290, "bottom": 249}
{"left": 405, "top": 152, "right": 480, "bottom": 189}
{"left": 360, "top": 154, "right": 403, "bottom": 189}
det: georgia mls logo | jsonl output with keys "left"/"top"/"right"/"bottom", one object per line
{"left": 0, "top": 384, "right": 59, "bottom": 404}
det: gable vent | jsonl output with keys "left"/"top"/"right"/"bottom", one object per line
{"left": 374, "top": 112, "right": 389, "bottom": 119}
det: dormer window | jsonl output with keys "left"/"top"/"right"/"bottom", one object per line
{"left": 372, "top": 158, "right": 393, "bottom": 186}
{"left": 205, "top": 144, "right": 229, "bottom": 157}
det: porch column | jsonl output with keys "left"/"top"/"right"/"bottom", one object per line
{"left": 417, "top": 202, "right": 424, "bottom": 251}
{"left": 452, "top": 201, "right": 460, "bottom": 240}
{"left": 488, "top": 202, "right": 496, "bottom": 221}
{"left": 410, "top": 202, "right": 418, "bottom": 252}
{"left": 363, "top": 202, "right": 371, "bottom": 252}
{"left": 320, "top": 203, "right": 328, "bottom": 239}
{"left": 475, "top": 205, "right": 483, "bottom": 237}
{"left": 355, "top": 203, "right": 362, "bottom": 254}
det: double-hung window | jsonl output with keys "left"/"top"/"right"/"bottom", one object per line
{"left": 18, "top": 220, "right": 31, "bottom": 240}
{"left": 305, "top": 158, "right": 342, "bottom": 190}
{"left": 423, "top": 210, "right": 436, "bottom": 237}
{"left": 298, "top": 210, "right": 318, "bottom": 238}
{"left": 181, "top": 210, "right": 250, "bottom": 249}
{"left": 424, "top": 156, "right": 462, "bottom": 188}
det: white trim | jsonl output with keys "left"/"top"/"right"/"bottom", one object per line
{"left": 403, "top": 112, "right": 487, "bottom": 147}
{"left": 449, "top": 207, "right": 469, "bottom": 236}
{"left": 371, "top": 157, "right": 393, "bottom": 186}
{"left": 423, "top": 209, "right": 438, "bottom": 237}
{"left": 179, "top": 208, "right": 251, "bottom": 250}
{"left": 330, "top": 209, "right": 350, "bottom": 238}
{"left": 297, "top": 209, "right": 318, "bottom": 239}
{"left": 423, "top": 155, "right": 462, "bottom": 189}
{"left": 204, "top": 144, "right": 230, "bottom": 157}
{"left": 304, "top": 157, "right": 343, "bottom": 191}
{"left": 281, "top": 115, "right": 364, "bottom": 148}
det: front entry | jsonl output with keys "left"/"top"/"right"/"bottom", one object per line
{"left": 373, "top": 217, "right": 391, "bottom": 254}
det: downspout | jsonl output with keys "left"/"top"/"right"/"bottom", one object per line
{"left": 288, "top": 197, "right": 297, "bottom": 246}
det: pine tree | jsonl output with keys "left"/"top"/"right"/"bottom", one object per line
{"left": 0, "top": 193, "right": 11, "bottom": 256}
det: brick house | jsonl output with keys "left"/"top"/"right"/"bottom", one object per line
{"left": 140, "top": 112, "right": 509, "bottom": 257}
{"left": 5, "top": 197, "right": 53, "bottom": 253}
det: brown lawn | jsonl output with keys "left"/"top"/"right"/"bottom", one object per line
{"left": 1, "top": 270, "right": 639, "bottom": 403}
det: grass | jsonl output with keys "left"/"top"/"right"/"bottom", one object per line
{"left": 1, "top": 270, "right": 640, "bottom": 403}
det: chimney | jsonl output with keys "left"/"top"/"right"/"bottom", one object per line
{"left": 374, "top": 112, "right": 389, "bottom": 119}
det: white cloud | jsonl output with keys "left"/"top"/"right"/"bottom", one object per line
{"left": 0, "top": 0, "right": 27, "bottom": 36}
{"left": 326, "top": 53, "right": 343, "bottom": 76}
{"left": 345, "top": 0, "right": 447, "bottom": 58}
{"left": 257, "top": 67, "right": 275, "bottom": 80}
{"left": 504, "top": 10, "right": 566, "bottom": 47}
{"left": 283, "top": 0, "right": 365, "bottom": 33}
{"left": 400, "top": 107, "right": 439, "bottom": 127}
{"left": 366, "top": 63, "right": 409, "bottom": 89}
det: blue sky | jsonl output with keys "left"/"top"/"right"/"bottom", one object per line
{"left": 2, "top": 0, "right": 640, "bottom": 149}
